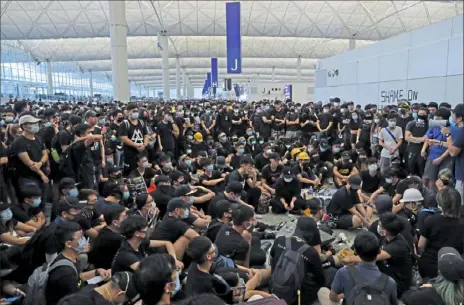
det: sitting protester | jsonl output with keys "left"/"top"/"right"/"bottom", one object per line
{"left": 0, "top": 202, "right": 35, "bottom": 246}
{"left": 270, "top": 167, "right": 307, "bottom": 214}
{"left": 11, "top": 185, "right": 45, "bottom": 230}
{"left": 204, "top": 200, "right": 233, "bottom": 242}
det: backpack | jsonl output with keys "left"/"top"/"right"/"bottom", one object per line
{"left": 237, "top": 296, "right": 288, "bottom": 305}
{"left": 58, "top": 142, "right": 77, "bottom": 180}
{"left": 347, "top": 266, "right": 391, "bottom": 305}
{"left": 24, "top": 259, "right": 78, "bottom": 305}
{"left": 270, "top": 238, "right": 310, "bottom": 305}
{"left": 256, "top": 193, "right": 271, "bottom": 215}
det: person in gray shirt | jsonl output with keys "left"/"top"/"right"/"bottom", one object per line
{"left": 379, "top": 114, "right": 404, "bottom": 175}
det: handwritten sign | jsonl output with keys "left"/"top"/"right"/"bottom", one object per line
{"left": 380, "top": 89, "right": 418, "bottom": 103}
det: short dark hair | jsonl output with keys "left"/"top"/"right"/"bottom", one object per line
{"left": 353, "top": 232, "right": 380, "bottom": 262}
{"left": 134, "top": 254, "right": 174, "bottom": 305}
{"left": 434, "top": 108, "right": 451, "bottom": 120}
{"left": 367, "top": 157, "right": 377, "bottom": 165}
{"left": 57, "top": 294, "right": 95, "bottom": 305}
{"left": 307, "top": 198, "right": 323, "bottom": 215}
{"left": 379, "top": 212, "right": 404, "bottom": 236}
{"left": 103, "top": 204, "right": 126, "bottom": 225}
{"left": 136, "top": 152, "right": 148, "bottom": 163}
{"left": 214, "top": 200, "right": 233, "bottom": 219}
{"left": 77, "top": 189, "right": 97, "bottom": 201}
{"left": 387, "top": 113, "right": 397, "bottom": 120}
{"left": 120, "top": 215, "right": 147, "bottom": 239}
{"left": 55, "top": 221, "right": 81, "bottom": 249}
{"left": 232, "top": 205, "right": 254, "bottom": 226}
{"left": 199, "top": 158, "right": 213, "bottom": 168}
{"left": 187, "top": 236, "right": 213, "bottom": 265}
{"left": 74, "top": 123, "right": 91, "bottom": 137}
{"left": 240, "top": 156, "right": 253, "bottom": 166}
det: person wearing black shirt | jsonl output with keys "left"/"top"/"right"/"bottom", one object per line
{"left": 204, "top": 200, "right": 233, "bottom": 242}
{"left": 270, "top": 168, "right": 306, "bottom": 214}
{"left": 74, "top": 189, "right": 105, "bottom": 239}
{"left": 270, "top": 101, "right": 286, "bottom": 132}
{"left": 41, "top": 108, "right": 59, "bottom": 151}
{"left": 70, "top": 123, "right": 101, "bottom": 190}
{"left": 260, "top": 107, "right": 273, "bottom": 140}
{"left": 291, "top": 152, "right": 320, "bottom": 189}
{"left": 151, "top": 175, "right": 175, "bottom": 218}
{"left": 358, "top": 111, "right": 373, "bottom": 153}
{"left": 230, "top": 107, "right": 245, "bottom": 136}
{"left": 185, "top": 236, "right": 218, "bottom": 296}
{"left": 119, "top": 104, "right": 148, "bottom": 176}
{"left": 209, "top": 181, "right": 244, "bottom": 219}
{"left": 270, "top": 218, "right": 325, "bottom": 305}
{"left": 316, "top": 105, "right": 333, "bottom": 136}
{"left": 85, "top": 110, "right": 106, "bottom": 185}
{"left": 150, "top": 198, "right": 200, "bottom": 261}
{"left": 300, "top": 108, "right": 318, "bottom": 139}
{"left": 89, "top": 205, "right": 126, "bottom": 270}
{"left": 215, "top": 205, "right": 254, "bottom": 267}
{"left": 326, "top": 175, "right": 372, "bottom": 229}
{"left": 359, "top": 157, "right": 383, "bottom": 202}
{"left": 129, "top": 153, "right": 156, "bottom": 188}
{"left": 158, "top": 112, "right": 179, "bottom": 157}
{"left": 199, "top": 158, "right": 227, "bottom": 193}
{"left": 347, "top": 109, "right": 361, "bottom": 149}
{"left": 112, "top": 214, "right": 180, "bottom": 274}
{"left": 333, "top": 151, "right": 358, "bottom": 188}
{"left": 227, "top": 156, "right": 261, "bottom": 210}
{"left": 260, "top": 153, "right": 283, "bottom": 195}
{"left": 405, "top": 107, "right": 428, "bottom": 176}
{"left": 45, "top": 221, "right": 111, "bottom": 305}
{"left": 254, "top": 143, "right": 272, "bottom": 171}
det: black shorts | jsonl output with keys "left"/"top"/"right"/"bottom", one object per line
{"left": 337, "top": 214, "right": 354, "bottom": 229}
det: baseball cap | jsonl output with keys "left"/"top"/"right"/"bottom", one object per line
{"left": 18, "top": 114, "right": 41, "bottom": 125}
{"left": 20, "top": 185, "right": 42, "bottom": 198}
{"left": 59, "top": 177, "right": 78, "bottom": 190}
{"left": 283, "top": 167, "right": 294, "bottom": 179}
{"left": 174, "top": 185, "right": 196, "bottom": 197}
{"left": 348, "top": 175, "right": 362, "bottom": 189}
{"left": 400, "top": 188, "right": 424, "bottom": 203}
{"left": 226, "top": 181, "right": 243, "bottom": 194}
{"left": 341, "top": 151, "right": 351, "bottom": 159}
{"left": 58, "top": 196, "right": 86, "bottom": 213}
{"left": 155, "top": 175, "right": 170, "bottom": 185}
{"left": 84, "top": 110, "right": 98, "bottom": 119}
{"left": 294, "top": 217, "right": 319, "bottom": 241}
{"left": 166, "top": 197, "right": 191, "bottom": 212}
{"left": 437, "top": 247, "right": 464, "bottom": 281}
{"left": 375, "top": 195, "right": 393, "bottom": 214}
{"left": 215, "top": 156, "right": 227, "bottom": 168}
{"left": 106, "top": 164, "right": 121, "bottom": 173}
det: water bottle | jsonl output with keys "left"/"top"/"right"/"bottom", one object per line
{"left": 308, "top": 186, "right": 314, "bottom": 195}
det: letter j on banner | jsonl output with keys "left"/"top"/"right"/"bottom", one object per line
{"left": 226, "top": 2, "right": 242, "bottom": 74}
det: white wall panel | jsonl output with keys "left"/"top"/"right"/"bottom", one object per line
{"left": 408, "top": 41, "right": 448, "bottom": 79}
{"left": 356, "top": 83, "right": 379, "bottom": 106}
{"left": 407, "top": 77, "right": 446, "bottom": 104}
{"left": 379, "top": 50, "right": 409, "bottom": 82}
{"left": 452, "top": 15, "right": 463, "bottom": 37}
{"left": 447, "top": 36, "right": 464, "bottom": 75}
{"left": 445, "top": 75, "right": 464, "bottom": 105}
{"left": 340, "top": 61, "right": 358, "bottom": 85}
{"left": 380, "top": 32, "right": 411, "bottom": 54}
{"left": 357, "top": 56, "right": 379, "bottom": 84}
{"left": 410, "top": 18, "right": 452, "bottom": 46}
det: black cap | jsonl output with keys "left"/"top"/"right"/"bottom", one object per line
{"left": 155, "top": 175, "right": 170, "bottom": 185}
{"left": 348, "top": 175, "right": 362, "bottom": 189}
{"left": 226, "top": 181, "right": 243, "bottom": 194}
{"left": 102, "top": 183, "right": 122, "bottom": 198}
{"left": 283, "top": 167, "right": 294, "bottom": 179}
{"left": 84, "top": 110, "right": 98, "bottom": 119}
{"left": 341, "top": 151, "right": 351, "bottom": 159}
{"left": 58, "top": 196, "right": 86, "bottom": 213}
{"left": 438, "top": 247, "right": 464, "bottom": 281}
{"left": 106, "top": 164, "right": 121, "bottom": 173}
{"left": 59, "top": 177, "right": 77, "bottom": 190}
{"left": 215, "top": 156, "right": 227, "bottom": 168}
{"left": 375, "top": 195, "right": 393, "bottom": 214}
{"left": 174, "top": 185, "right": 196, "bottom": 197}
{"left": 20, "top": 185, "right": 42, "bottom": 198}
{"left": 166, "top": 197, "right": 190, "bottom": 212}
{"left": 295, "top": 217, "right": 318, "bottom": 237}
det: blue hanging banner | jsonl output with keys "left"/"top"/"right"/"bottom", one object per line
{"left": 202, "top": 81, "right": 207, "bottom": 96}
{"left": 206, "top": 72, "right": 212, "bottom": 94}
{"left": 226, "top": 2, "right": 242, "bottom": 74}
{"left": 211, "top": 58, "right": 218, "bottom": 95}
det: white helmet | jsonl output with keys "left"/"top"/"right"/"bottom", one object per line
{"left": 400, "top": 188, "right": 424, "bottom": 203}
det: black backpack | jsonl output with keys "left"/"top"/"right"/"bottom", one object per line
{"left": 270, "top": 237, "right": 309, "bottom": 305}
{"left": 347, "top": 266, "right": 392, "bottom": 305}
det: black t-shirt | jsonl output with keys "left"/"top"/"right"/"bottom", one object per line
{"left": 55, "top": 129, "right": 72, "bottom": 154}
{"left": 405, "top": 120, "right": 428, "bottom": 152}
{"left": 199, "top": 170, "right": 225, "bottom": 193}
{"left": 261, "top": 164, "right": 283, "bottom": 186}
{"left": 270, "top": 236, "right": 325, "bottom": 305}
{"left": 274, "top": 178, "right": 301, "bottom": 201}
{"left": 185, "top": 263, "right": 215, "bottom": 296}
{"left": 360, "top": 170, "right": 382, "bottom": 193}
{"left": 317, "top": 113, "right": 333, "bottom": 130}
{"left": 327, "top": 186, "right": 358, "bottom": 216}
{"left": 88, "top": 227, "right": 124, "bottom": 269}
{"left": 150, "top": 214, "right": 190, "bottom": 243}
{"left": 42, "top": 126, "right": 57, "bottom": 151}
{"left": 401, "top": 287, "right": 445, "bottom": 305}
{"left": 74, "top": 210, "right": 101, "bottom": 232}
{"left": 204, "top": 219, "right": 226, "bottom": 242}
{"left": 111, "top": 239, "right": 147, "bottom": 274}
{"left": 130, "top": 167, "right": 156, "bottom": 188}
{"left": 151, "top": 185, "right": 175, "bottom": 218}
{"left": 395, "top": 179, "right": 409, "bottom": 196}
{"left": 71, "top": 141, "right": 94, "bottom": 172}
{"left": 10, "top": 135, "right": 45, "bottom": 179}
{"left": 209, "top": 192, "right": 237, "bottom": 219}
{"left": 214, "top": 224, "right": 249, "bottom": 262}
{"left": 158, "top": 122, "right": 175, "bottom": 149}
{"left": 10, "top": 203, "right": 41, "bottom": 224}
{"left": 369, "top": 218, "right": 415, "bottom": 250}
{"left": 119, "top": 120, "right": 147, "bottom": 158}
{"left": 377, "top": 235, "right": 413, "bottom": 296}
{"left": 89, "top": 126, "right": 102, "bottom": 164}
{"left": 227, "top": 170, "right": 247, "bottom": 189}
{"left": 45, "top": 254, "right": 81, "bottom": 305}
{"left": 300, "top": 113, "right": 318, "bottom": 133}
{"left": 420, "top": 215, "right": 464, "bottom": 278}
{"left": 334, "top": 161, "right": 354, "bottom": 176}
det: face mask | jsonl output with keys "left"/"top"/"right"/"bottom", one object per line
{"left": 259, "top": 140, "right": 264, "bottom": 145}
{"left": 284, "top": 177, "right": 293, "bottom": 183}
{"left": 385, "top": 178, "right": 393, "bottom": 184}
{"left": 333, "top": 147, "right": 341, "bottom": 153}
{"left": 418, "top": 115, "right": 428, "bottom": 121}
{"left": 181, "top": 209, "right": 189, "bottom": 219}
{"left": 163, "top": 162, "right": 173, "bottom": 170}
{"left": 99, "top": 119, "right": 105, "bottom": 125}
{"left": 185, "top": 160, "right": 192, "bottom": 167}
{"left": 246, "top": 131, "right": 253, "bottom": 136}
{"left": 340, "top": 109, "right": 345, "bottom": 113}
{"left": 73, "top": 236, "right": 87, "bottom": 254}
{"left": 111, "top": 173, "right": 122, "bottom": 179}
{"left": 1, "top": 208, "right": 13, "bottom": 221}
{"left": 377, "top": 224, "right": 387, "bottom": 237}
{"left": 219, "top": 136, "right": 227, "bottom": 143}
{"left": 323, "top": 109, "right": 329, "bottom": 113}
{"left": 123, "top": 191, "right": 130, "bottom": 200}
{"left": 29, "top": 124, "right": 40, "bottom": 134}
{"left": 5, "top": 117, "right": 13, "bottom": 123}
{"left": 374, "top": 118, "right": 380, "bottom": 124}
{"left": 388, "top": 121, "right": 396, "bottom": 128}
{"left": 44, "top": 122, "right": 52, "bottom": 128}
{"left": 170, "top": 272, "right": 181, "bottom": 296}
{"left": 116, "top": 117, "right": 124, "bottom": 123}
{"left": 244, "top": 221, "right": 253, "bottom": 230}
{"left": 142, "top": 161, "right": 149, "bottom": 168}
{"left": 32, "top": 198, "right": 41, "bottom": 208}
{"left": 164, "top": 115, "right": 171, "bottom": 121}
{"left": 187, "top": 135, "right": 193, "bottom": 141}
{"left": 307, "top": 148, "right": 314, "bottom": 153}
{"left": 130, "top": 112, "right": 139, "bottom": 119}
{"left": 368, "top": 165, "right": 378, "bottom": 171}
{"left": 239, "top": 148, "right": 245, "bottom": 154}
{"left": 320, "top": 147, "right": 328, "bottom": 152}
{"left": 412, "top": 112, "right": 418, "bottom": 119}
{"left": 206, "top": 165, "right": 214, "bottom": 172}
{"left": 69, "top": 188, "right": 78, "bottom": 197}
{"left": 265, "top": 149, "right": 272, "bottom": 155}
{"left": 352, "top": 115, "right": 358, "bottom": 120}
{"left": 251, "top": 140, "right": 256, "bottom": 145}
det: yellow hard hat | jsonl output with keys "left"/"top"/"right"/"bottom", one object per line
{"left": 298, "top": 152, "right": 309, "bottom": 160}
{"left": 194, "top": 132, "right": 203, "bottom": 142}
{"left": 291, "top": 148, "right": 301, "bottom": 158}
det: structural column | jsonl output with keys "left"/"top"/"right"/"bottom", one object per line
{"left": 158, "top": 32, "right": 170, "bottom": 99}
{"left": 349, "top": 38, "right": 356, "bottom": 50}
{"left": 183, "top": 72, "right": 187, "bottom": 99}
{"left": 188, "top": 82, "right": 194, "bottom": 98}
{"left": 272, "top": 66, "right": 276, "bottom": 82}
{"left": 175, "top": 56, "right": 181, "bottom": 99}
{"left": 296, "top": 55, "right": 302, "bottom": 81}
{"left": 109, "top": 0, "right": 130, "bottom": 102}
{"left": 46, "top": 60, "right": 53, "bottom": 97}
{"left": 89, "top": 70, "right": 94, "bottom": 97}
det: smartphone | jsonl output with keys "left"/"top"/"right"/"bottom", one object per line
{"left": 6, "top": 297, "right": 20, "bottom": 302}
